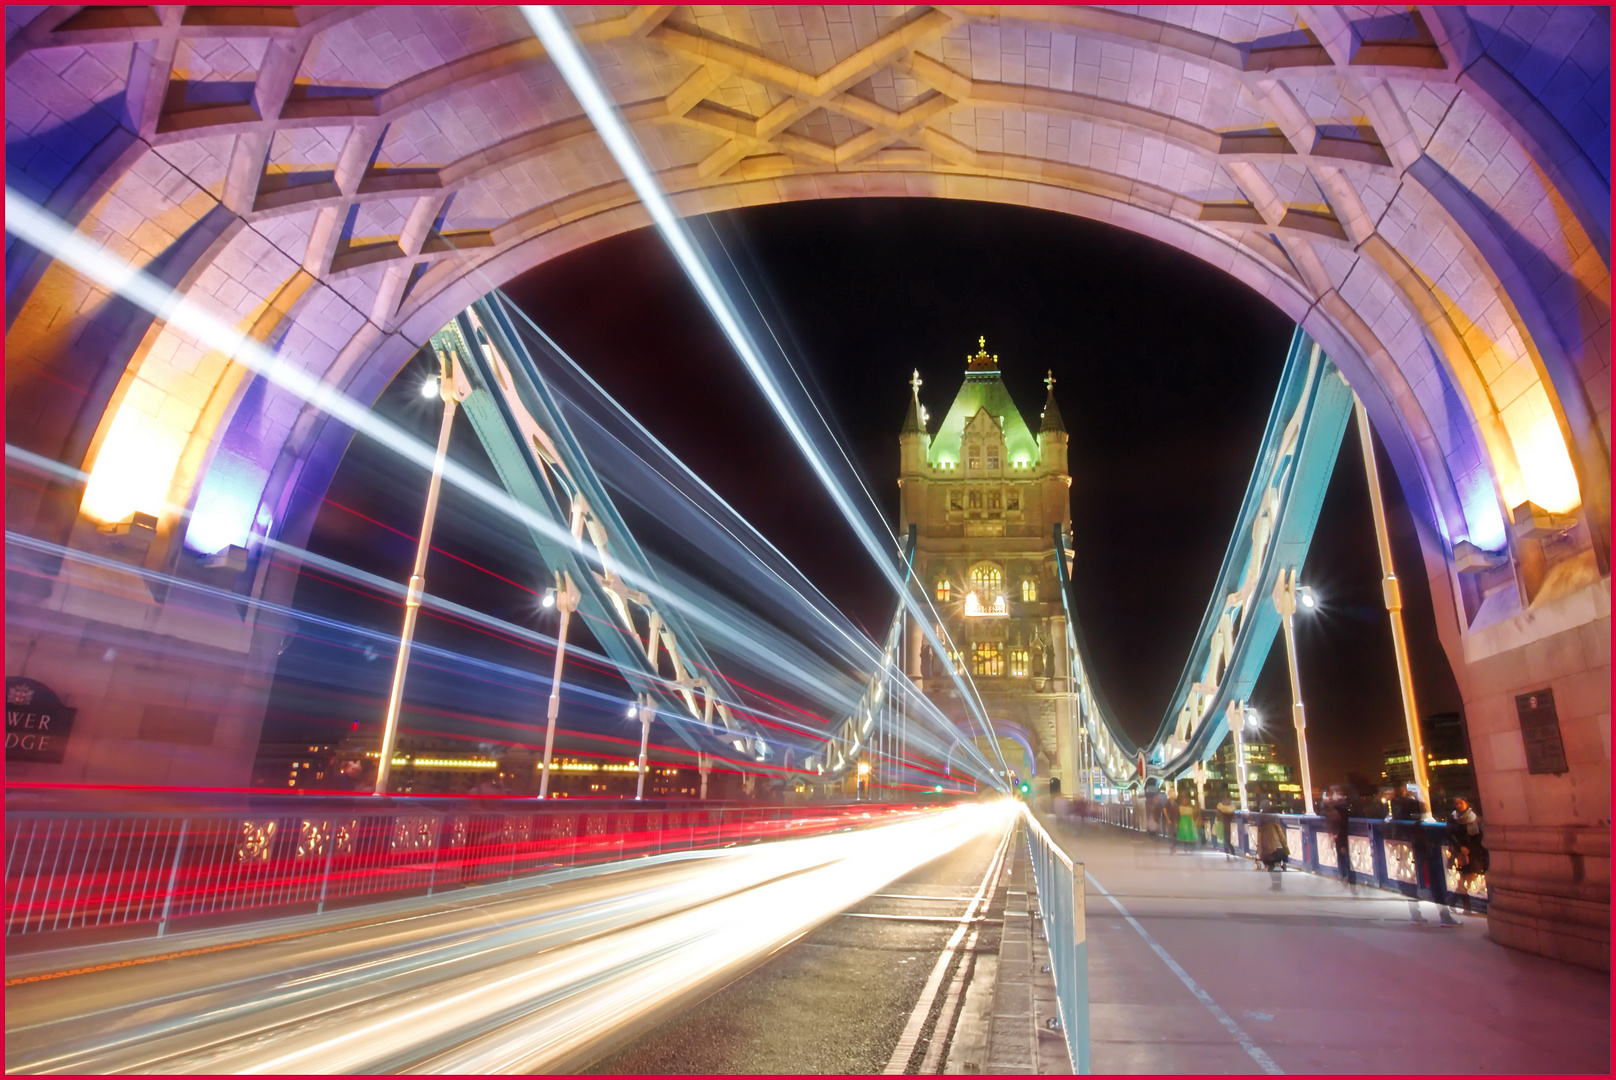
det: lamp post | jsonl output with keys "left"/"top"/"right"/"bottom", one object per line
{"left": 1272, "top": 568, "right": 1316, "bottom": 816}
{"left": 634, "top": 696, "right": 654, "bottom": 800}
{"left": 1226, "top": 699, "right": 1250, "bottom": 812}
{"left": 375, "top": 348, "right": 469, "bottom": 796}
{"left": 1353, "top": 397, "right": 1434, "bottom": 820}
{"left": 537, "top": 569, "right": 581, "bottom": 799}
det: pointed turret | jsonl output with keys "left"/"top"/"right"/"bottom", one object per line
{"left": 1039, "top": 368, "right": 1066, "bottom": 434}
{"left": 902, "top": 368, "right": 926, "bottom": 435}
{"left": 1038, "top": 369, "right": 1068, "bottom": 476}
{"left": 899, "top": 368, "right": 930, "bottom": 476}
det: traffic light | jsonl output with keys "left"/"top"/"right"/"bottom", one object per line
{"left": 1019, "top": 780, "right": 1031, "bottom": 796}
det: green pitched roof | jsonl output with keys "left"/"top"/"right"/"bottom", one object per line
{"left": 926, "top": 343, "right": 1039, "bottom": 467}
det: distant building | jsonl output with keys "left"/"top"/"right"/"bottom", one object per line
{"left": 1381, "top": 711, "right": 1477, "bottom": 814}
{"left": 1205, "top": 736, "right": 1300, "bottom": 812}
{"left": 252, "top": 742, "right": 338, "bottom": 790}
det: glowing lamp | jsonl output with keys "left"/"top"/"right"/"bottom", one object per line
{"left": 542, "top": 590, "right": 556, "bottom": 609}
{"left": 857, "top": 761, "right": 871, "bottom": 777}
{"left": 421, "top": 375, "right": 441, "bottom": 399}
{"left": 1299, "top": 586, "right": 1316, "bottom": 610}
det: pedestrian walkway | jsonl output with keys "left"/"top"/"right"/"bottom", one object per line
{"left": 1042, "top": 817, "right": 1608, "bottom": 1074}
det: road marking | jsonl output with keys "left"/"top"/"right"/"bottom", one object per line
{"left": 882, "top": 819, "right": 1014, "bottom": 1075}
{"left": 1087, "top": 873, "right": 1283, "bottom": 1075}
{"left": 843, "top": 912, "right": 993, "bottom": 924}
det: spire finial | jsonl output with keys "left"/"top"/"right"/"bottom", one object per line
{"left": 979, "top": 335, "right": 986, "bottom": 350}
{"left": 1045, "top": 368, "right": 1056, "bottom": 392}
{"left": 910, "top": 368, "right": 922, "bottom": 395}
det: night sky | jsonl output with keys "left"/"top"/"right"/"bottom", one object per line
{"left": 283, "top": 197, "right": 1462, "bottom": 787}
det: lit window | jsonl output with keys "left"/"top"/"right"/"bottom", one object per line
{"left": 969, "top": 564, "right": 1002, "bottom": 593}
{"left": 949, "top": 489, "right": 963, "bottom": 511}
{"left": 968, "top": 455, "right": 981, "bottom": 471}
{"left": 968, "top": 489, "right": 982, "bottom": 509}
{"left": 1010, "top": 649, "right": 1030, "bottom": 677}
{"left": 937, "top": 579, "right": 952, "bottom": 602}
{"left": 987, "top": 490, "right": 1001, "bottom": 510}
{"left": 972, "top": 642, "right": 1004, "bottom": 676}
{"left": 987, "top": 453, "right": 999, "bottom": 470}
{"left": 1021, "top": 579, "right": 1038, "bottom": 602}
{"left": 1006, "top": 491, "right": 1020, "bottom": 511}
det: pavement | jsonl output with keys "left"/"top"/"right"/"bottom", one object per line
{"left": 1046, "top": 818, "right": 1610, "bottom": 1075}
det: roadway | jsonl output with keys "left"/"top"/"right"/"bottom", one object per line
{"left": 585, "top": 818, "right": 1012, "bottom": 1074}
{"left": 1049, "top": 816, "right": 1609, "bottom": 1074}
{"left": 4, "top": 803, "right": 1014, "bottom": 1074}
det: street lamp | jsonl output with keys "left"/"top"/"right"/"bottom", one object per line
{"left": 1273, "top": 568, "right": 1316, "bottom": 816}
{"left": 375, "top": 347, "right": 469, "bottom": 796}
{"left": 537, "top": 572, "right": 580, "bottom": 798}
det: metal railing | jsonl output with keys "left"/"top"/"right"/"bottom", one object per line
{"left": 4, "top": 792, "right": 925, "bottom": 939}
{"left": 1022, "top": 805, "right": 1089, "bottom": 1073}
{"left": 1076, "top": 801, "right": 1488, "bottom": 911}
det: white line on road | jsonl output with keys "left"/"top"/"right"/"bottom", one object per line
{"left": 881, "top": 818, "right": 1014, "bottom": 1074}
{"left": 1087, "top": 873, "right": 1283, "bottom": 1075}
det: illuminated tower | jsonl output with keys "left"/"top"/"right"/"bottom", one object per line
{"left": 899, "top": 338, "right": 1077, "bottom": 791}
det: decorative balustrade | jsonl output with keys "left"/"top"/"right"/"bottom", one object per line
{"left": 4, "top": 789, "right": 924, "bottom": 939}
{"left": 1074, "top": 800, "right": 1488, "bottom": 911}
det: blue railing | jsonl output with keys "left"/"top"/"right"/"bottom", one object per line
{"left": 1081, "top": 801, "right": 1489, "bottom": 911}
{"left": 1022, "top": 806, "right": 1090, "bottom": 1073}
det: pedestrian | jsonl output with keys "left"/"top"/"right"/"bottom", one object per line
{"left": 1323, "top": 787, "right": 1355, "bottom": 891}
{"left": 1162, "top": 793, "right": 1180, "bottom": 849}
{"left": 1256, "top": 802, "right": 1288, "bottom": 889}
{"left": 1391, "top": 782, "right": 1459, "bottom": 926}
{"left": 1216, "top": 794, "right": 1236, "bottom": 860}
{"left": 1445, "top": 798, "right": 1488, "bottom": 917}
{"left": 1172, "top": 794, "right": 1199, "bottom": 853}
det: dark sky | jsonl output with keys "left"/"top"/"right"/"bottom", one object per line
{"left": 283, "top": 197, "right": 1461, "bottom": 786}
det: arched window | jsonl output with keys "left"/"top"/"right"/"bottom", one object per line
{"left": 971, "top": 642, "right": 1003, "bottom": 677}
{"left": 1021, "top": 579, "right": 1038, "bottom": 602}
{"left": 969, "top": 564, "right": 1002, "bottom": 594}
{"left": 936, "top": 579, "right": 951, "bottom": 602}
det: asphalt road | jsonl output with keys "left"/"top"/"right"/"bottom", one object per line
{"left": 5, "top": 804, "right": 1012, "bottom": 1075}
{"left": 584, "top": 819, "right": 1013, "bottom": 1075}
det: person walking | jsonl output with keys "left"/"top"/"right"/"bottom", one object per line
{"left": 1173, "top": 795, "right": 1199, "bottom": 853}
{"left": 1323, "top": 787, "right": 1355, "bottom": 891}
{"left": 1255, "top": 802, "right": 1289, "bottom": 890}
{"left": 1162, "top": 793, "right": 1181, "bottom": 849}
{"left": 1445, "top": 798, "right": 1488, "bottom": 917}
{"left": 1216, "top": 794, "right": 1236, "bottom": 860}
{"left": 1391, "top": 782, "right": 1459, "bottom": 926}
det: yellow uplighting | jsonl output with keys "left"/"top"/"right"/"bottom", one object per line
{"left": 1514, "top": 413, "right": 1581, "bottom": 514}
{"left": 80, "top": 399, "right": 186, "bottom": 524}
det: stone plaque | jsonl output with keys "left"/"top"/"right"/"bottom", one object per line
{"left": 1515, "top": 688, "right": 1567, "bottom": 775}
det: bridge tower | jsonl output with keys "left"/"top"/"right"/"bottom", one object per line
{"left": 899, "top": 339, "right": 1078, "bottom": 792}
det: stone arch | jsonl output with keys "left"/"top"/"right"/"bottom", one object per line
{"left": 5, "top": 8, "right": 1610, "bottom": 965}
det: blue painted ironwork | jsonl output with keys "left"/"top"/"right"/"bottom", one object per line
{"left": 1056, "top": 328, "right": 1356, "bottom": 789}
{"left": 1023, "top": 806, "right": 1090, "bottom": 1072}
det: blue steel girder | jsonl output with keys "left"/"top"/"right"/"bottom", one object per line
{"left": 1054, "top": 329, "right": 1354, "bottom": 789}
{"left": 813, "top": 526, "right": 916, "bottom": 781}
{"left": 430, "top": 295, "right": 760, "bottom": 755}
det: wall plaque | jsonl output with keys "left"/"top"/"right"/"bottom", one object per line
{"left": 1515, "top": 687, "right": 1567, "bottom": 775}
{"left": 6, "top": 678, "right": 76, "bottom": 764}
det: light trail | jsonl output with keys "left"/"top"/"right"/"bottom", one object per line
{"left": 5, "top": 802, "right": 1015, "bottom": 1074}
{"left": 519, "top": 7, "right": 1008, "bottom": 783}
{"left": 4, "top": 172, "right": 1000, "bottom": 784}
